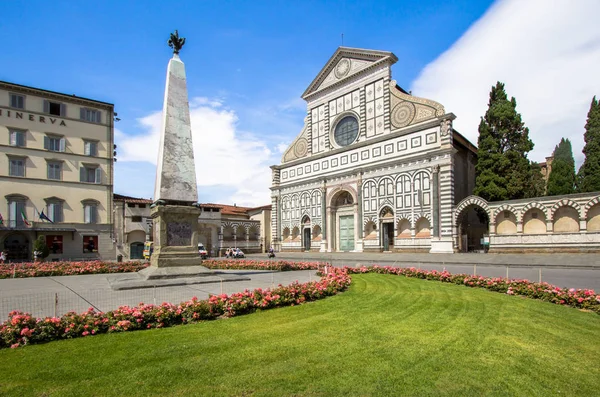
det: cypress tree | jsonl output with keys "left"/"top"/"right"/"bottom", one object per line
{"left": 527, "top": 162, "right": 546, "bottom": 198}
{"left": 578, "top": 96, "right": 600, "bottom": 192}
{"left": 546, "top": 138, "right": 575, "bottom": 195}
{"left": 474, "top": 82, "right": 534, "bottom": 201}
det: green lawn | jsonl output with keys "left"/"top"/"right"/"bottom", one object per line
{"left": 1, "top": 274, "right": 599, "bottom": 396}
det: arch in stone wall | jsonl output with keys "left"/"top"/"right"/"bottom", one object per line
{"left": 493, "top": 205, "right": 519, "bottom": 235}
{"left": 550, "top": 199, "right": 582, "bottom": 219}
{"left": 522, "top": 203, "right": 548, "bottom": 234}
{"left": 454, "top": 196, "right": 490, "bottom": 224}
{"left": 521, "top": 201, "right": 550, "bottom": 220}
{"left": 327, "top": 185, "right": 358, "bottom": 207}
{"left": 492, "top": 204, "right": 520, "bottom": 223}
{"left": 397, "top": 217, "right": 411, "bottom": 237}
{"left": 583, "top": 196, "right": 600, "bottom": 218}
{"left": 415, "top": 217, "right": 431, "bottom": 238}
{"left": 586, "top": 200, "right": 600, "bottom": 232}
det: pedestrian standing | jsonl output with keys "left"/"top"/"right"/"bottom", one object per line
{"left": 0, "top": 250, "right": 6, "bottom": 264}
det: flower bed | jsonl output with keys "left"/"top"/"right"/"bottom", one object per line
{"left": 343, "top": 265, "right": 600, "bottom": 314}
{"left": 0, "top": 259, "right": 321, "bottom": 279}
{"left": 0, "top": 261, "right": 149, "bottom": 279}
{"left": 0, "top": 267, "right": 350, "bottom": 349}
{"left": 202, "top": 259, "right": 320, "bottom": 271}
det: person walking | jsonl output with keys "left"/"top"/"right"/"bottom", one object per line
{"left": 0, "top": 250, "right": 6, "bottom": 264}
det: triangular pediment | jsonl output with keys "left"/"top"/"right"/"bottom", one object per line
{"left": 302, "top": 47, "right": 398, "bottom": 100}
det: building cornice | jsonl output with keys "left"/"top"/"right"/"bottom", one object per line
{"left": 0, "top": 144, "right": 113, "bottom": 162}
{"left": 0, "top": 174, "right": 113, "bottom": 188}
{"left": 0, "top": 81, "right": 114, "bottom": 109}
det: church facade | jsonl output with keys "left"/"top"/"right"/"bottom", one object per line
{"left": 270, "top": 47, "right": 477, "bottom": 253}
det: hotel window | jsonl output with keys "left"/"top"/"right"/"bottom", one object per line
{"left": 83, "top": 203, "right": 98, "bottom": 224}
{"left": 46, "top": 235, "right": 64, "bottom": 254}
{"left": 8, "top": 157, "right": 25, "bottom": 177}
{"left": 8, "top": 198, "right": 27, "bottom": 227}
{"left": 80, "top": 108, "right": 102, "bottom": 123}
{"left": 9, "top": 93, "right": 25, "bottom": 109}
{"left": 9, "top": 129, "right": 26, "bottom": 147}
{"left": 46, "top": 200, "right": 63, "bottom": 223}
{"left": 44, "top": 135, "right": 66, "bottom": 152}
{"left": 84, "top": 140, "right": 98, "bottom": 156}
{"left": 43, "top": 100, "right": 66, "bottom": 117}
{"left": 80, "top": 165, "right": 101, "bottom": 184}
{"left": 83, "top": 235, "right": 99, "bottom": 253}
{"left": 47, "top": 162, "right": 62, "bottom": 180}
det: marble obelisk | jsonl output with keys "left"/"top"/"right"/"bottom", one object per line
{"left": 148, "top": 30, "right": 205, "bottom": 269}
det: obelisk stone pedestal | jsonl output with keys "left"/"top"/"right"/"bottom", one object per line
{"left": 149, "top": 205, "right": 204, "bottom": 268}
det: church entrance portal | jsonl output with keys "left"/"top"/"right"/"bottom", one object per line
{"left": 303, "top": 228, "right": 311, "bottom": 251}
{"left": 382, "top": 223, "right": 394, "bottom": 251}
{"left": 339, "top": 215, "right": 355, "bottom": 251}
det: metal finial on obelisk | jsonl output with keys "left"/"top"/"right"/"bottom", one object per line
{"left": 168, "top": 30, "right": 186, "bottom": 55}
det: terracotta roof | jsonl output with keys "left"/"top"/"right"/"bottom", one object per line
{"left": 199, "top": 203, "right": 270, "bottom": 216}
{"left": 114, "top": 193, "right": 153, "bottom": 204}
{"left": 248, "top": 204, "right": 272, "bottom": 212}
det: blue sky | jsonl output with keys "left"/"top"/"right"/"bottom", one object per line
{"left": 2, "top": 0, "right": 599, "bottom": 206}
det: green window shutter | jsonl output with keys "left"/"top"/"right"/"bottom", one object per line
{"left": 60, "top": 103, "right": 67, "bottom": 117}
{"left": 80, "top": 167, "right": 86, "bottom": 182}
{"left": 43, "top": 100, "right": 49, "bottom": 113}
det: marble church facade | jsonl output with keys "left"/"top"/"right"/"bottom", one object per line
{"left": 270, "top": 47, "right": 476, "bottom": 253}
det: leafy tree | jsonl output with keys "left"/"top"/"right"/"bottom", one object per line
{"left": 474, "top": 82, "right": 534, "bottom": 201}
{"left": 527, "top": 162, "right": 546, "bottom": 198}
{"left": 577, "top": 96, "right": 600, "bottom": 192}
{"left": 547, "top": 138, "right": 575, "bottom": 195}
{"left": 32, "top": 236, "right": 50, "bottom": 260}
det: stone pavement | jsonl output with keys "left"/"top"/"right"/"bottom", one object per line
{"left": 0, "top": 269, "right": 318, "bottom": 321}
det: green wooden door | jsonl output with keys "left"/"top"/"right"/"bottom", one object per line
{"left": 339, "top": 215, "right": 355, "bottom": 251}
{"left": 130, "top": 242, "right": 144, "bottom": 259}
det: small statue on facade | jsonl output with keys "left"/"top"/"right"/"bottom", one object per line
{"left": 168, "top": 30, "right": 186, "bottom": 55}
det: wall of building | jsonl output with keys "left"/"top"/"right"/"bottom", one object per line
{"left": 454, "top": 193, "right": 600, "bottom": 252}
{"left": 0, "top": 82, "right": 115, "bottom": 261}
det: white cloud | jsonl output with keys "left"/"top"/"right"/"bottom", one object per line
{"left": 411, "top": 0, "right": 600, "bottom": 167}
{"left": 276, "top": 143, "right": 288, "bottom": 154}
{"left": 116, "top": 97, "right": 276, "bottom": 207}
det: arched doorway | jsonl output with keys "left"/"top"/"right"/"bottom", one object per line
{"left": 380, "top": 207, "right": 394, "bottom": 251}
{"left": 2, "top": 232, "right": 30, "bottom": 262}
{"left": 330, "top": 190, "right": 355, "bottom": 251}
{"left": 130, "top": 242, "right": 144, "bottom": 259}
{"left": 455, "top": 197, "right": 490, "bottom": 252}
{"left": 301, "top": 215, "right": 311, "bottom": 251}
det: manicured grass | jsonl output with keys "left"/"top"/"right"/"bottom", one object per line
{"left": 0, "top": 274, "right": 598, "bottom": 396}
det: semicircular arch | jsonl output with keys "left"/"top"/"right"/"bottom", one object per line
{"left": 327, "top": 185, "right": 358, "bottom": 207}
{"left": 550, "top": 199, "right": 582, "bottom": 219}
{"left": 521, "top": 201, "right": 549, "bottom": 219}
{"left": 493, "top": 204, "right": 521, "bottom": 223}
{"left": 583, "top": 196, "right": 600, "bottom": 218}
{"left": 454, "top": 196, "right": 490, "bottom": 224}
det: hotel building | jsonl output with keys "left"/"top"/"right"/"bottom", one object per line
{"left": 0, "top": 80, "right": 115, "bottom": 261}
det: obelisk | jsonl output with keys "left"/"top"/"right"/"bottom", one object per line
{"left": 148, "top": 30, "right": 205, "bottom": 269}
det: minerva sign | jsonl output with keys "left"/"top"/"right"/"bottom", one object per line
{"left": 0, "top": 109, "right": 67, "bottom": 126}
